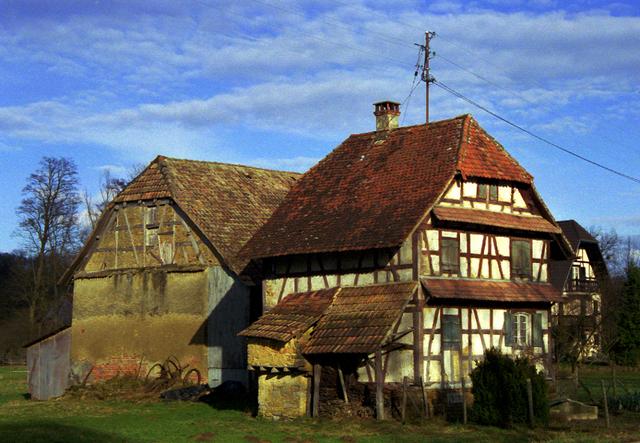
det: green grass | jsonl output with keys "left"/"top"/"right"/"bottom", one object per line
{"left": 1, "top": 366, "right": 640, "bottom": 443}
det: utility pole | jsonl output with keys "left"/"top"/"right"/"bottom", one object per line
{"left": 415, "top": 31, "right": 436, "bottom": 123}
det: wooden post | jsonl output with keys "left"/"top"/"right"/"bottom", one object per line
{"left": 375, "top": 350, "right": 384, "bottom": 420}
{"left": 420, "top": 376, "right": 429, "bottom": 418}
{"left": 312, "top": 364, "right": 321, "bottom": 418}
{"left": 337, "top": 364, "right": 349, "bottom": 404}
{"left": 401, "top": 376, "right": 408, "bottom": 424}
{"left": 612, "top": 364, "right": 618, "bottom": 398}
{"left": 461, "top": 376, "right": 467, "bottom": 425}
{"left": 601, "top": 379, "right": 610, "bottom": 428}
{"left": 526, "top": 378, "right": 534, "bottom": 428}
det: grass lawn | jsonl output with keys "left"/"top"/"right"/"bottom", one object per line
{"left": 1, "top": 366, "right": 640, "bottom": 443}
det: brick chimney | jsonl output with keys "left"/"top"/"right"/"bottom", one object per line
{"left": 374, "top": 101, "right": 400, "bottom": 131}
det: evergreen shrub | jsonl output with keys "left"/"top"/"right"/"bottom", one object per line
{"left": 470, "top": 348, "right": 548, "bottom": 427}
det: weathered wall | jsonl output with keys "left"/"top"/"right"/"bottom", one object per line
{"left": 257, "top": 373, "right": 309, "bottom": 418}
{"left": 71, "top": 268, "right": 208, "bottom": 381}
{"left": 263, "top": 239, "right": 414, "bottom": 309}
{"left": 83, "top": 201, "right": 218, "bottom": 273}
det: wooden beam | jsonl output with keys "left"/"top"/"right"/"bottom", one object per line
{"left": 312, "top": 364, "right": 321, "bottom": 418}
{"left": 375, "top": 349, "right": 385, "bottom": 420}
{"left": 122, "top": 210, "right": 140, "bottom": 266}
{"left": 337, "top": 364, "right": 349, "bottom": 404}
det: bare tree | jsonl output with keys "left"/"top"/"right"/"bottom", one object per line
{"left": 82, "top": 170, "right": 127, "bottom": 230}
{"left": 14, "top": 157, "right": 81, "bottom": 327}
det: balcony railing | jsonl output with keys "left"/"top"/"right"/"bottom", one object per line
{"left": 565, "top": 278, "right": 599, "bottom": 293}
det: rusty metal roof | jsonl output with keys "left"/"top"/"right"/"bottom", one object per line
{"left": 238, "top": 288, "right": 338, "bottom": 342}
{"left": 113, "top": 156, "right": 299, "bottom": 274}
{"left": 303, "top": 282, "right": 418, "bottom": 355}
{"left": 242, "top": 115, "right": 536, "bottom": 260}
{"left": 422, "top": 278, "right": 563, "bottom": 303}
{"left": 432, "top": 206, "right": 561, "bottom": 234}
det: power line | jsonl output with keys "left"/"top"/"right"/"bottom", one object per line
{"left": 433, "top": 80, "right": 640, "bottom": 185}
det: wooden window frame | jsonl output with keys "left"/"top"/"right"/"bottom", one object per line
{"left": 513, "top": 312, "right": 530, "bottom": 346}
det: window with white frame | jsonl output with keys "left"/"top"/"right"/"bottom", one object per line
{"left": 513, "top": 312, "right": 530, "bottom": 346}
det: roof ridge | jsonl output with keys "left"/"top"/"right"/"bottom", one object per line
{"left": 455, "top": 114, "right": 473, "bottom": 177}
{"left": 348, "top": 114, "right": 470, "bottom": 137}
{"left": 161, "top": 156, "right": 302, "bottom": 176}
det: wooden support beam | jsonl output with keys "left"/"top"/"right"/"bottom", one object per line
{"left": 375, "top": 349, "right": 385, "bottom": 420}
{"left": 312, "top": 364, "right": 321, "bottom": 418}
{"left": 337, "top": 364, "right": 349, "bottom": 404}
{"left": 420, "top": 376, "right": 429, "bottom": 419}
{"left": 401, "top": 376, "right": 408, "bottom": 424}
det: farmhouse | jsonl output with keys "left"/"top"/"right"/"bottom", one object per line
{"left": 27, "top": 156, "right": 298, "bottom": 399}
{"left": 550, "top": 220, "right": 609, "bottom": 358}
{"left": 239, "top": 102, "right": 574, "bottom": 418}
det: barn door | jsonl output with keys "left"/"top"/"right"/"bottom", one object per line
{"left": 442, "top": 314, "right": 462, "bottom": 387}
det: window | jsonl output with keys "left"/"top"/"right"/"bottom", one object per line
{"left": 477, "top": 184, "right": 487, "bottom": 199}
{"left": 514, "top": 313, "right": 529, "bottom": 346}
{"left": 477, "top": 183, "right": 499, "bottom": 201}
{"left": 145, "top": 206, "right": 158, "bottom": 227}
{"left": 506, "top": 312, "right": 543, "bottom": 347}
{"left": 489, "top": 184, "right": 499, "bottom": 202}
{"left": 440, "top": 237, "right": 460, "bottom": 274}
{"left": 144, "top": 206, "right": 159, "bottom": 247}
{"left": 442, "top": 315, "right": 461, "bottom": 350}
{"left": 511, "top": 239, "right": 531, "bottom": 279}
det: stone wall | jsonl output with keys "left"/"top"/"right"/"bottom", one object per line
{"left": 257, "top": 373, "right": 309, "bottom": 418}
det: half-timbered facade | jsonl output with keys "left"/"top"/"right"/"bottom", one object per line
{"left": 54, "top": 156, "right": 298, "bottom": 390}
{"left": 240, "top": 104, "right": 572, "bottom": 418}
{"left": 550, "top": 220, "right": 609, "bottom": 358}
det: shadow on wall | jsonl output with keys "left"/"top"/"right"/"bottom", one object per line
{"left": 189, "top": 269, "right": 257, "bottom": 386}
{"left": 0, "top": 421, "right": 134, "bottom": 443}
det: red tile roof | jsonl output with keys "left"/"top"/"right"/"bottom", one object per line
{"left": 109, "top": 156, "right": 299, "bottom": 274}
{"left": 303, "top": 282, "right": 417, "bottom": 354}
{"left": 243, "top": 115, "right": 536, "bottom": 260}
{"left": 238, "top": 288, "right": 338, "bottom": 342}
{"left": 433, "top": 206, "right": 561, "bottom": 234}
{"left": 422, "top": 278, "right": 563, "bottom": 303}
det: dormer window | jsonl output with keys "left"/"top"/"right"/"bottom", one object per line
{"left": 477, "top": 183, "right": 499, "bottom": 202}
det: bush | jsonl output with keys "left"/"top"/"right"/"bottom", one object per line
{"left": 470, "top": 348, "right": 548, "bottom": 427}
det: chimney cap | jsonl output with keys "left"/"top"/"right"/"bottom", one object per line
{"left": 373, "top": 100, "right": 401, "bottom": 106}
{"left": 373, "top": 101, "right": 401, "bottom": 116}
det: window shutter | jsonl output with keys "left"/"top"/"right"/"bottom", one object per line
{"left": 442, "top": 315, "right": 461, "bottom": 350}
{"left": 532, "top": 313, "right": 543, "bottom": 347}
{"left": 504, "top": 312, "right": 514, "bottom": 345}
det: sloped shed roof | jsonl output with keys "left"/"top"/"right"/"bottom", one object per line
{"left": 303, "top": 282, "right": 417, "bottom": 355}
{"left": 238, "top": 288, "right": 338, "bottom": 342}
{"left": 432, "top": 206, "right": 561, "bottom": 234}
{"left": 243, "top": 115, "right": 543, "bottom": 260}
{"left": 422, "top": 278, "right": 563, "bottom": 303}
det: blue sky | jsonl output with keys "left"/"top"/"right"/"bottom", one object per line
{"left": 1, "top": 0, "right": 639, "bottom": 252}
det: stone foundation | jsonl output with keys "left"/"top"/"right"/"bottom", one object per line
{"left": 257, "top": 372, "right": 309, "bottom": 419}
